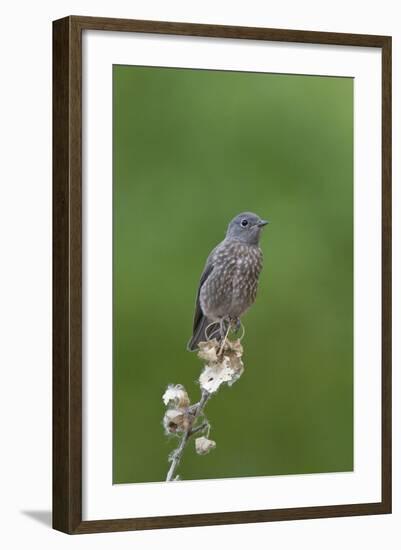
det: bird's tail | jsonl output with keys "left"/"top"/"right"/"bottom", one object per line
{"left": 187, "top": 316, "right": 220, "bottom": 352}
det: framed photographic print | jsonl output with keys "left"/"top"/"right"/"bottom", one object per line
{"left": 53, "top": 16, "right": 392, "bottom": 534}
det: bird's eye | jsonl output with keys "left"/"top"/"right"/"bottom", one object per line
{"left": 240, "top": 219, "right": 248, "bottom": 227}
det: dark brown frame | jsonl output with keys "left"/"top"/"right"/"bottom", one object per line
{"left": 53, "top": 15, "right": 392, "bottom": 534}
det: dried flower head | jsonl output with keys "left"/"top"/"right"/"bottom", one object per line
{"left": 195, "top": 436, "right": 216, "bottom": 455}
{"left": 162, "top": 384, "right": 190, "bottom": 409}
{"left": 197, "top": 339, "right": 220, "bottom": 363}
{"left": 163, "top": 409, "right": 189, "bottom": 434}
{"left": 198, "top": 338, "right": 244, "bottom": 393}
{"left": 199, "top": 358, "right": 243, "bottom": 392}
{"left": 224, "top": 338, "right": 243, "bottom": 357}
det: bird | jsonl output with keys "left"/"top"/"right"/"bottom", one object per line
{"left": 187, "top": 212, "right": 269, "bottom": 351}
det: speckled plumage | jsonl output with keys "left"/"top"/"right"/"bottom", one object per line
{"left": 187, "top": 212, "right": 268, "bottom": 351}
{"left": 200, "top": 240, "right": 263, "bottom": 320}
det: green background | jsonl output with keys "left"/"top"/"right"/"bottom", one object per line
{"left": 113, "top": 65, "right": 353, "bottom": 484}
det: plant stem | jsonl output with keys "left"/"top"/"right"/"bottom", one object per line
{"left": 165, "top": 389, "right": 210, "bottom": 481}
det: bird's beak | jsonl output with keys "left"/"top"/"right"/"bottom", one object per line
{"left": 257, "top": 219, "right": 269, "bottom": 227}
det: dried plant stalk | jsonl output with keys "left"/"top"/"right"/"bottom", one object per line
{"left": 162, "top": 337, "right": 244, "bottom": 482}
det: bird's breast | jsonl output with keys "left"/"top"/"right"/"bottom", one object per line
{"left": 200, "top": 241, "right": 263, "bottom": 320}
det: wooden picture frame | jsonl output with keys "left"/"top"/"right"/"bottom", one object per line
{"left": 53, "top": 15, "right": 392, "bottom": 534}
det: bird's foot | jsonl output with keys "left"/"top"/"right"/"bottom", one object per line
{"left": 218, "top": 318, "right": 232, "bottom": 356}
{"left": 231, "top": 318, "right": 241, "bottom": 334}
{"left": 205, "top": 321, "right": 220, "bottom": 341}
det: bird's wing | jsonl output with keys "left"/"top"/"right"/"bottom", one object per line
{"left": 192, "top": 252, "right": 215, "bottom": 333}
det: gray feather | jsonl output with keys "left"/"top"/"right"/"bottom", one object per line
{"left": 187, "top": 260, "right": 214, "bottom": 351}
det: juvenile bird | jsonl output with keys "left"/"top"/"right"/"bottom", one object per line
{"left": 187, "top": 212, "right": 269, "bottom": 351}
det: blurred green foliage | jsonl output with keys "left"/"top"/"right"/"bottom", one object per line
{"left": 113, "top": 65, "right": 353, "bottom": 483}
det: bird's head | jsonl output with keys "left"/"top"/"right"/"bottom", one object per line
{"left": 226, "top": 212, "right": 269, "bottom": 245}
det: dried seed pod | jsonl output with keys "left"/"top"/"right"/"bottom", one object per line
{"left": 195, "top": 436, "right": 216, "bottom": 455}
